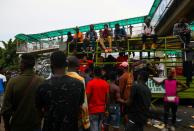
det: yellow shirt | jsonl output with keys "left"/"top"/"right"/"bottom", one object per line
{"left": 66, "top": 72, "right": 90, "bottom": 129}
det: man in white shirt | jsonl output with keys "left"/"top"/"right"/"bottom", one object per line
{"left": 0, "top": 70, "right": 7, "bottom": 113}
{"left": 154, "top": 57, "right": 165, "bottom": 77}
{"left": 142, "top": 17, "right": 157, "bottom": 50}
{"left": 0, "top": 74, "right": 6, "bottom": 82}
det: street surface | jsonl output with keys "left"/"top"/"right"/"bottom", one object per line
{"left": 0, "top": 106, "right": 194, "bottom": 131}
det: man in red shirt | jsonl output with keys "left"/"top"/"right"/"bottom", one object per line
{"left": 116, "top": 52, "right": 128, "bottom": 68}
{"left": 86, "top": 67, "right": 109, "bottom": 131}
{"left": 79, "top": 55, "right": 93, "bottom": 73}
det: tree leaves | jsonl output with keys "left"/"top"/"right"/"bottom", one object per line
{"left": 0, "top": 39, "right": 19, "bottom": 70}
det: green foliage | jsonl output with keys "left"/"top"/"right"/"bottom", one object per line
{"left": 0, "top": 39, "right": 19, "bottom": 70}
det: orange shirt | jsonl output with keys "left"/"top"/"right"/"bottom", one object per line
{"left": 74, "top": 32, "right": 83, "bottom": 42}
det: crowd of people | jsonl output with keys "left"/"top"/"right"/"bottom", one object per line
{"left": 67, "top": 23, "right": 127, "bottom": 53}
{"left": 67, "top": 17, "right": 159, "bottom": 53}
{"left": 0, "top": 17, "right": 192, "bottom": 131}
{"left": 67, "top": 17, "right": 192, "bottom": 54}
{"left": 0, "top": 50, "right": 189, "bottom": 131}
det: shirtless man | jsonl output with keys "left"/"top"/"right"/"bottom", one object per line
{"left": 104, "top": 71, "right": 125, "bottom": 131}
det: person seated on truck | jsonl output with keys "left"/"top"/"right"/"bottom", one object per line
{"left": 173, "top": 18, "right": 192, "bottom": 87}
{"left": 142, "top": 17, "right": 157, "bottom": 50}
{"left": 173, "top": 18, "right": 191, "bottom": 48}
{"left": 66, "top": 32, "right": 73, "bottom": 43}
{"left": 83, "top": 24, "right": 98, "bottom": 52}
{"left": 99, "top": 24, "right": 113, "bottom": 53}
{"left": 66, "top": 32, "right": 74, "bottom": 51}
{"left": 72, "top": 26, "right": 83, "bottom": 51}
{"left": 114, "top": 23, "right": 127, "bottom": 41}
{"left": 128, "top": 24, "right": 133, "bottom": 38}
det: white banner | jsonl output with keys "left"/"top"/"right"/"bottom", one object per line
{"left": 146, "top": 78, "right": 165, "bottom": 94}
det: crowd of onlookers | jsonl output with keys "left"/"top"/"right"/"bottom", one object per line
{"left": 0, "top": 50, "right": 189, "bottom": 131}
{"left": 0, "top": 52, "right": 151, "bottom": 131}
{"left": 0, "top": 17, "right": 193, "bottom": 131}
{"left": 66, "top": 17, "right": 158, "bottom": 53}
{"left": 66, "top": 17, "right": 192, "bottom": 52}
{"left": 67, "top": 23, "right": 128, "bottom": 53}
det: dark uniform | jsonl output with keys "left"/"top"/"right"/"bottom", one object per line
{"left": 1, "top": 69, "right": 44, "bottom": 131}
{"left": 124, "top": 83, "right": 151, "bottom": 131}
{"left": 36, "top": 75, "right": 84, "bottom": 131}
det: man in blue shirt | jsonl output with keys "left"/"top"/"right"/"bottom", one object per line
{"left": 114, "top": 23, "right": 127, "bottom": 40}
{"left": 0, "top": 67, "right": 7, "bottom": 123}
{"left": 0, "top": 70, "right": 6, "bottom": 103}
{"left": 0, "top": 79, "right": 4, "bottom": 94}
{"left": 83, "top": 24, "right": 98, "bottom": 52}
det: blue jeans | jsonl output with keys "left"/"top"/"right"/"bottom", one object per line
{"left": 103, "top": 104, "right": 120, "bottom": 128}
{"left": 90, "top": 113, "right": 104, "bottom": 131}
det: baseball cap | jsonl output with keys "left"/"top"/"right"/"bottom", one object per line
{"left": 119, "top": 62, "right": 129, "bottom": 68}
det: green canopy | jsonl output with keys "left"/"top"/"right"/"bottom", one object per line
{"left": 147, "top": 0, "right": 161, "bottom": 18}
{"left": 16, "top": 0, "right": 162, "bottom": 42}
{"left": 15, "top": 16, "right": 146, "bottom": 42}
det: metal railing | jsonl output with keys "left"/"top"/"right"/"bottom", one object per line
{"left": 16, "top": 40, "right": 60, "bottom": 53}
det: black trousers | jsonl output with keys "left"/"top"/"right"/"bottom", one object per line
{"left": 124, "top": 125, "right": 144, "bottom": 131}
{"left": 183, "top": 61, "right": 193, "bottom": 86}
{"left": 142, "top": 34, "right": 157, "bottom": 43}
{"left": 70, "top": 39, "right": 82, "bottom": 51}
{"left": 125, "top": 122, "right": 144, "bottom": 131}
{"left": 164, "top": 102, "right": 178, "bottom": 126}
{"left": 180, "top": 33, "right": 191, "bottom": 46}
